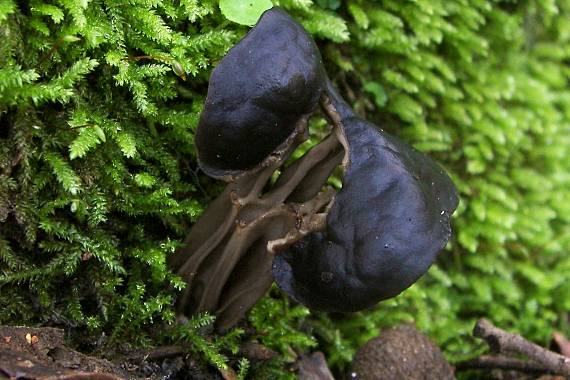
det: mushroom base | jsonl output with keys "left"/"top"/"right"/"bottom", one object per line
{"left": 168, "top": 100, "right": 346, "bottom": 331}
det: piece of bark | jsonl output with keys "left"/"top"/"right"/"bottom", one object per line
{"left": 297, "top": 352, "right": 335, "bottom": 380}
{"left": 0, "top": 326, "right": 122, "bottom": 378}
{"left": 0, "top": 325, "right": 65, "bottom": 359}
{"left": 473, "top": 319, "right": 570, "bottom": 377}
{"left": 0, "top": 325, "right": 221, "bottom": 380}
{"left": 0, "top": 325, "right": 115, "bottom": 373}
{"left": 126, "top": 345, "right": 186, "bottom": 362}
{"left": 0, "top": 349, "right": 121, "bottom": 380}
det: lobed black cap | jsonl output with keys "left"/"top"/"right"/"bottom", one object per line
{"left": 195, "top": 8, "right": 325, "bottom": 179}
{"left": 273, "top": 110, "right": 459, "bottom": 312}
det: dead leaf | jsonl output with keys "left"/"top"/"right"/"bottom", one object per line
{"left": 3, "top": 336, "right": 11, "bottom": 343}
{"left": 31, "top": 335, "right": 39, "bottom": 344}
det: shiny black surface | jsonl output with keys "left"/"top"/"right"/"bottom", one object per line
{"left": 273, "top": 100, "right": 459, "bottom": 312}
{"left": 196, "top": 8, "right": 325, "bottom": 177}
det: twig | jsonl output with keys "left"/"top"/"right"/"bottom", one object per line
{"left": 553, "top": 332, "right": 570, "bottom": 358}
{"left": 297, "top": 352, "right": 335, "bottom": 380}
{"left": 143, "top": 345, "right": 186, "bottom": 361}
{"left": 473, "top": 318, "right": 570, "bottom": 377}
{"left": 239, "top": 341, "right": 277, "bottom": 361}
{"left": 456, "top": 355, "right": 555, "bottom": 374}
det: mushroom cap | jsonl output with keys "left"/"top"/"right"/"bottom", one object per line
{"left": 195, "top": 7, "right": 325, "bottom": 179}
{"left": 272, "top": 116, "right": 459, "bottom": 312}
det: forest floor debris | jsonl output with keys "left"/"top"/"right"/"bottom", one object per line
{"left": 2, "top": 321, "right": 569, "bottom": 380}
{"left": 456, "top": 319, "right": 570, "bottom": 379}
{"left": 350, "top": 324, "right": 455, "bottom": 380}
{"left": 0, "top": 325, "right": 218, "bottom": 380}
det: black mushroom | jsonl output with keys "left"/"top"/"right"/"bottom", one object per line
{"left": 195, "top": 8, "right": 325, "bottom": 180}
{"left": 169, "top": 7, "right": 459, "bottom": 331}
{"left": 272, "top": 82, "right": 459, "bottom": 312}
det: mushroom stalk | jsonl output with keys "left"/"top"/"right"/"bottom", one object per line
{"left": 169, "top": 115, "right": 345, "bottom": 331}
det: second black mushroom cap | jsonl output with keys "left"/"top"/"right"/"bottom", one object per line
{"left": 272, "top": 88, "right": 459, "bottom": 312}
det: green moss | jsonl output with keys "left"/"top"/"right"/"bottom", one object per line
{"left": 1, "top": 0, "right": 569, "bottom": 377}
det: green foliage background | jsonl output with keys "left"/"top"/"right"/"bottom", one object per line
{"left": 1, "top": 0, "right": 569, "bottom": 378}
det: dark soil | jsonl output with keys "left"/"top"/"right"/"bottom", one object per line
{"left": 0, "top": 326, "right": 219, "bottom": 380}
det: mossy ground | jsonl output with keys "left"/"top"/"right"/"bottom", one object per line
{"left": 1, "top": 0, "right": 569, "bottom": 379}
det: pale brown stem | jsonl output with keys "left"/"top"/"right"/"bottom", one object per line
{"left": 214, "top": 248, "right": 274, "bottom": 331}
{"left": 267, "top": 188, "right": 334, "bottom": 254}
{"left": 265, "top": 133, "right": 341, "bottom": 204}
{"left": 194, "top": 206, "right": 295, "bottom": 313}
{"left": 169, "top": 101, "right": 347, "bottom": 331}
{"left": 287, "top": 149, "right": 343, "bottom": 203}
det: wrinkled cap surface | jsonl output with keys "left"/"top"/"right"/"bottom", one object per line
{"left": 196, "top": 7, "right": 325, "bottom": 178}
{"left": 273, "top": 116, "right": 459, "bottom": 312}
